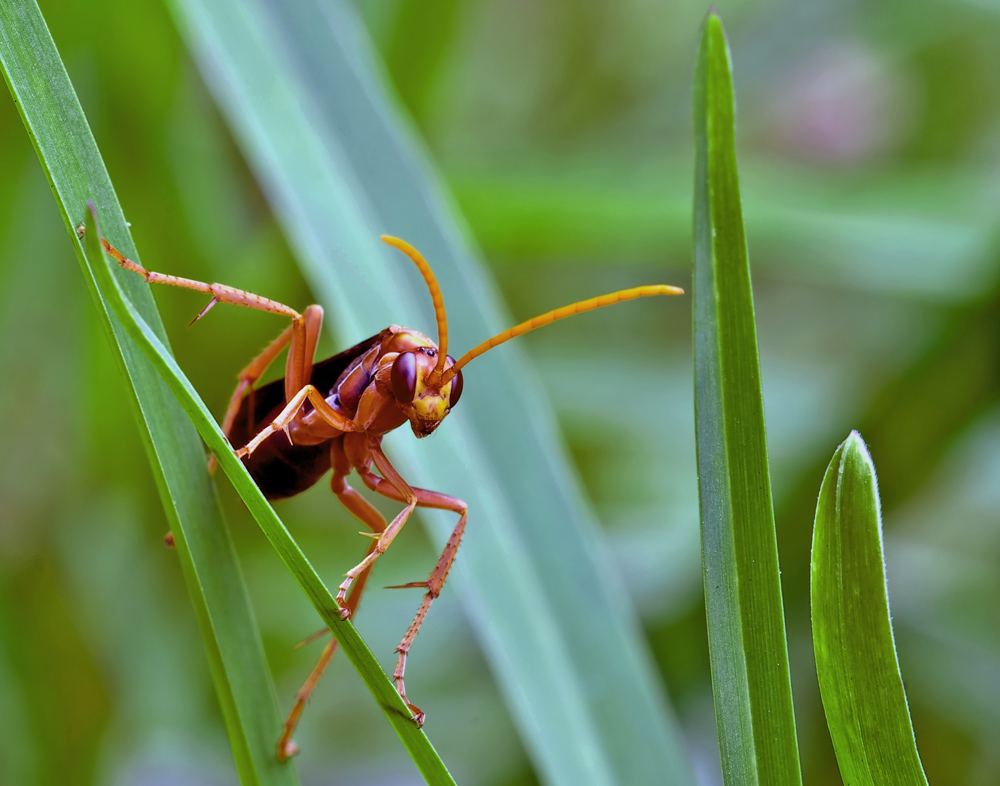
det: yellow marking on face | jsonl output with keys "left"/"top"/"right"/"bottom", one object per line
{"left": 412, "top": 391, "right": 449, "bottom": 422}
{"left": 413, "top": 369, "right": 456, "bottom": 414}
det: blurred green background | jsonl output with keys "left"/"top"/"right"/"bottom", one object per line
{"left": 1, "top": 0, "right": 998, "bottom": 784}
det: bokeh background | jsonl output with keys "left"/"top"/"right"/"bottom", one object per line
{"left": 1, "top": 0, "right": 999, "bottom": 784}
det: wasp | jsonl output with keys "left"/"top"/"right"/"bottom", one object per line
{"left": 81, "top": 227, "right": 682, "bottom": 759}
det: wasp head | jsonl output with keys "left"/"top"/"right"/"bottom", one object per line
{"left": 387, "top": 341, "right": 463, "bottom": 438}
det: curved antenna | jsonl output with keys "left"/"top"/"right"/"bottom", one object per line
{"left": 441, "top": 284, "right": 684, "bottom": 384}
{"left": 381, "top": 236, "right": 449, "bottom": 378}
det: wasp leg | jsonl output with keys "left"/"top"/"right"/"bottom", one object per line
{"left": 276, "top": 444, "right": 389, "bottom": 762}
{"left": 282, "top": 305, "right": 323, "bottom": 402}
{"left": 79, "top": 228, "right": 302, "bottom": 321}
{"left": 334, "top": 494, "right": 417, "bottom": 615}
{"left": 214, "top": 305, "right": 323, "bottom": 470}
{"left": 236, "top": 384, "right": 358, "bottom": 459}
{"left": 355, "top": 445, "right": 469, "bottom": 725}
{"left": 78, "top": 231, "right": 328, "bottom": 466}
{"left": 276, "top": 639, "right": 335, "bottom": 763}
{"left": 221, "top": 303, "right": 323, "bottom": 439}
{"left": 217, "top": 323, "right": 294, "bottom": 457}
{"left": 333, "top": 439, "right": 423, "bottom": 613}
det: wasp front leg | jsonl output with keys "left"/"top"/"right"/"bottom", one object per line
{"left": 334, "top": 493, "right": 417, "bottom": 614}
{"left": 235, "top": 385, "right": 360, "bottom": 458}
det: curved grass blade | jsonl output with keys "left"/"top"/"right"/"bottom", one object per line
{"left": 166, "top": 0, "right": 695, "bottom": 784}
{"left": 0, "top": 3, "right": 296, "bottom": 783}
{"left": 691, "top": 11, "right": 802, "bottom": 785}
{"left": 83, "top": 203, "right": 457, "bottom": 786}
{"left": 811, "top": 432, "right": 929, "bottom": 785}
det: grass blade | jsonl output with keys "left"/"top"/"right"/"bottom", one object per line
{"left": 167, "top": 0, "right": 694, "bottom": 783}
{"left": 811, "top": 432, "right": 929, "bottom": 785}
{"left": 82, "top": 202, "right": 457, "bottom": 785}
{"left": 691, "top": 11, "right": 803, "bottom": 784}
{"left": 0, "top": 3, "right": 296, "bottom": 783}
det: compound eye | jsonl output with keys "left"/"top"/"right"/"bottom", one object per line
{"left": 390, "top": 351, "right": 417, "bottom": 404}
{"left": 449, "top": 366, "right": 464, "bottom": 406}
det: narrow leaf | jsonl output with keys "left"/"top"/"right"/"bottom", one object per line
{"left": 0, "top": 3, "right": 296, "bottom": 783}
{"left": 692, "top": 11, "right": 803, "bottom": 785}
{"left": 811, "top": 432, "right": 929, "bottom": 785}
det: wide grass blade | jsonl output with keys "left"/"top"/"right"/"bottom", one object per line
{"left": 691, "top": 11, "right": 803, "bottom": 785}
{"left": 166, "top": 0, "right": 694, "bottom": 783}
{"left": 81, "top": 204, "right": 456, "bottom": 785}
{"left": 811, "top": 432, "right": 929, "bottom": 785}
{"left": 0, "top": 3, "right": 296, "bottom": 783}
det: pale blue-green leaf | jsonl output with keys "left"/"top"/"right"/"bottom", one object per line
{"left": 165, "top": 0, "right": 694, "bottom": 783}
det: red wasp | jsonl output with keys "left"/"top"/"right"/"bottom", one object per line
{"left": 81, "top": 228, "right": 683, "bottom": 759}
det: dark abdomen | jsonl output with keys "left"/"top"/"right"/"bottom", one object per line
{"left": 240, "top": 429, "right": 332, "bottom": 500}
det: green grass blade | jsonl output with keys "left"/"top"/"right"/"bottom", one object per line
{"left": 811, "top": 432, "right": 929, "bottom": 785}
{"left": 167, "top": 0, "right": 694, "bottom": 783}
{"left": 691, "top": 11, "right": 803, "bottom": 785}
{"left": 0, "top": 4, "right": 296, "bottom": 784}
{"left": 82, "top": 203, "right": 457, "bottom": 785}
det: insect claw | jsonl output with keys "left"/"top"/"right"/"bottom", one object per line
{"left": 335, "top": 582, "right": 352, "bottom": 619}
{"left": 407, "top": 703, "right": 426, "bottom": 727}
{"left": 282, "top": 425, "right": 293, "bottom": 445}
{"left": 277, "top": 739, "right": 300, "bottom": 761}
{"left": 358, "top": 531, "right": 380, "bottom": 539}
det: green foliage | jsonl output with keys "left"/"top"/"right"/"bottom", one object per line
{"left": 812, "top": 432, "right": 928, "bottom": 785}
{"left": 0, "top": 3, "right": 295, "bottom": 784}
{"left": 0, "top": 0, "right": 997, "bottom": 784}
{"left": 691, "top": 13, "right": 802, "bottom": 784}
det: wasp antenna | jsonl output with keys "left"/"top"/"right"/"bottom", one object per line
{"left": 441, "top": 284, "right": 684, "bottom": 383}
{"left": 381, "top": 236, "right": 449, "bottom": 378}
